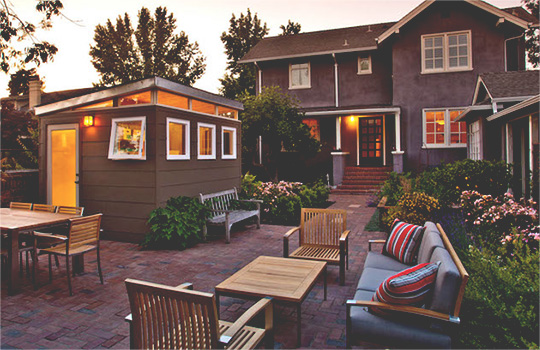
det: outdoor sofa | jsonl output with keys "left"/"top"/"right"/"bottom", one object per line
{"left": 346, "top": 221, "right": 468, "bottom": 349}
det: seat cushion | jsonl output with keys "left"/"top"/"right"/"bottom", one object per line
{"left": 349, "top": 290, "right": 452, "bottom": 349}
{"left": 357, "top": 267, "right": 398, "bottom": 292}
{"left": 364, "top": 251, "right": 409, "bottom": 272}
{"left": 371, "top": 262, "right": 440, "bottom": 316}
{"left": 384, "top": 220, "right": 426, "bottom": 265}
{"left": 427, "top": 247, "right": 461, "bottom": 314}
{"left": 417, "top": 229, "right": 445, "bottom": 264}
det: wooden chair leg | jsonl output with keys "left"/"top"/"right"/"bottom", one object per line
{"left": 66, "top": 255, "right": 73, "bottom": 296}
{"left": 54, "top": 256, "right": 60, "bottom": 268}
{"left": 25, "top": 251, "right": 31, "bottom": 276}
{"left": 48, "top": 254, "right": 53, "bottom": 283}
{"left": 32, "top": 249, "right": 38, "bottom": 290}
{"left": 19, "top": 252, "right": 23, "bottom": 277}
{"left": 97, "top": 249, "right": 104, "bottom": 284}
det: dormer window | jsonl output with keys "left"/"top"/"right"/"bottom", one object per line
{"left": 422, "top": 30, "right": 472, "bottom": 73}
{"left": 357, "top": 55, "right": 372, "bottom": 74}
{"left": 289, "top": 63, "right": 311, "bottom": 89}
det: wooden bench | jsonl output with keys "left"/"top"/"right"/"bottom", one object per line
{"left": 199, "top": 188, "right": 261, "bottom": 243}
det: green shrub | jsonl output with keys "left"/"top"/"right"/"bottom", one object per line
{"left": 299, "top": 180, "right": 330, "bottom": 208}
{"left": 379, "top": 171, "right": 415, "bottom": 206}
{"left": 383, "top": 192, "right": 440, "bottom": 228}
{"left": 417, "top": 159, "right": 512, "bottom": 205}
{"left": 141, "top": 196, "right": 210, "bottom": 250}
{"left": 458, "top": 240, "right": 539, "bottom": 349}
{"left": 239, "top": 172, "right": 261, "bottom": 199}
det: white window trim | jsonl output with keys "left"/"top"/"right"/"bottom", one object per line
{"left": 421, "top": 30, "right": 472, "bottom": 74}
{"left": 166, "top": 117, "right": 190, "bottom": 160}
{"left": 108, "top": 116, "right": 146, "bottom": 160}
{"left": 221, "top": 126, "right": 237, "bottom": 160}
{"left": 289, "top": 62, "right": 311, "bottom": 89}
{"left": 357, "top": 55, "right": 372, "bottom": 75}
{"left": 422, "top": 108, "right": 467, "bottom": 149}
{"left": 197, "top": 122, "right": 216, "bottom": 160}
{"left": 468, "top": 120, "right": 482, "bottom": 160}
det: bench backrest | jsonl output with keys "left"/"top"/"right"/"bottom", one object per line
{"left": 300, "top": 208, "right": 347, "bottom": 248}
{"left": 199, "top": 188, "right": 239, "bottom": 217}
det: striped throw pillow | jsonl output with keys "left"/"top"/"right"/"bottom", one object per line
{"left": 384, "top": 219, "right": 425, "bottom": 264}
{"left": 370, "top": 262, "right": 440, "bottom": 317}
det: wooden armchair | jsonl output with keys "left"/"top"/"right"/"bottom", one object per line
{"left": 32, "top": 214, "right": 104, "bottom": 295}
{"left": 284, "top": 208, "right": 350, "bottom": 285}
{"left": 125, "top": 279, "right": 274, "bottom": 349}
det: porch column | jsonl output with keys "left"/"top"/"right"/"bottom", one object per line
{"left": 336, "top": 117, "right": 341, "bottom": 150}
{"left": 391, "top": 111, "right": 404, "bottom": 173}
{"left": 332, "top": 117, "right": 347, "bottom": 187}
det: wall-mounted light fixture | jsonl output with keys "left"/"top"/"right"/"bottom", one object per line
{"left": 83, "top": 116, "right": 94, "bottom": 127}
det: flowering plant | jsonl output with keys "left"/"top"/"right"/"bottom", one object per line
{"left": 383, "top": 192, "right": 440, "bottom": 228}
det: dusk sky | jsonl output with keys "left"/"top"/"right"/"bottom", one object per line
{"left": 2, "top": 0, "right": 524, "bottom": 96}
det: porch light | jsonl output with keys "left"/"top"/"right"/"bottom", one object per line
{"left": 83, "top": 116, "right": 94, "bottom": 127}
{"left": 350, "top": 116, "right": 355, "bottom": 122}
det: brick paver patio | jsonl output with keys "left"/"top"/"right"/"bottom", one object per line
{"left": 1, "top": 194, "right": 385, "bottom": 349}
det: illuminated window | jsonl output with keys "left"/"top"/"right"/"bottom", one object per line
{"left": 119, "top": 91, "right": 152, "bottom": 105}
{"left": 423, "top": 109, "right": 465, "bottom": 148}
{"left": 422, "top": 31, "right": 471, "bottom": 73}
{"left": 108, "top": 117, "right": 146, "bottom": 160}
{"left": 357, "top": 55, "right": 372, "bottom": 74}
{"left": 192, "top": 99, "right": 216, "bottom": 115}
{"left": 167, "top": 118, "right": 190, "bottom": 160}
{"left": 289, "top": 63, "right": 310, "bottom": 89}
{"left": 75, "top": 100, "right": 113, "bottom": 110}
{"left": 222, "top": 126, "right": 237, "bottom": 159}
{"left": 157, "top": 90, "right": 189, "bottom": 109}
{"left": 218, "top": 106, "right": 238, "bottom": 119}
{"left": 303, "top": 118, "right": 320, "bottom": 141}
{"left": 198, "top": 123, "right": 216, "bottom": 159}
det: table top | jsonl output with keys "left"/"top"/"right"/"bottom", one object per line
{"left": 0, "top": 208, "right": 79, "bottom": 231}
{"left": 215, "top": 256, "right": 326, "bottom": 303}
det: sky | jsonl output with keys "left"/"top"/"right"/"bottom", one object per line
{"left": 1, "top": 0, "right": 524, "bottom": 97}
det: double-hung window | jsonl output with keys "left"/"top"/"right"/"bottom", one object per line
{"left": 167, "top": 118, "right": 190, "bottom": 160}
{"left": 198, "top": 123, "right": 216, "bottom": 160}
{"left": 423, "top": 108, "right": 466, "bottom": 148}
{"left": 221, "top": 126, "right": 237, "bottom": 159}
{"left": 289, "top": 63, "right": 310, "bottom": 89}
{"left": 468, "top": 121, "right": 481, "bottom": 160}
{"left": 422, "top": 31, "right": 471, "bottom": 73}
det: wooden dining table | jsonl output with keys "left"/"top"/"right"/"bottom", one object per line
{"left": 1, "top": 208, "right": 81, "bottom": 295}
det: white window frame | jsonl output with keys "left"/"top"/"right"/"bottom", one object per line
{"left": 422, "top": 108, "right": 467, "bottom": 149}
{"left": 221, "top": 126, "right": 237, "bottom": 160}
{"left": 468, "top": 120, "right": 482, "bottom": 160}
{"left": 166, "top": 117, "right": 190, "bottom": 160}
{"left": 197, "top": 122, "right": 216, "bottom": 160}
{"left": 108, "top": 116, "right": 146, "bottom": 160}
{"left": 289, "top": 62, "right": 311, "bottom": 89}
{"left": 421, "top": 30, "right": 472, "bottom": 74}
{"left": 357, "top": 54, "right": 372, "bottom": 75}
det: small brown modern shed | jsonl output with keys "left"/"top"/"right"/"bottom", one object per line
{"left": 35, "top": 77, "right": 243, "bottom": 242}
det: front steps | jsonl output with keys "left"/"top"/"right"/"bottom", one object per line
{"left": 332, "top": 166, "right": 391, "bottom": 194}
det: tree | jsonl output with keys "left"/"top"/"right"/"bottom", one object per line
{"left": 1, "top": 0, "right": 63, "bottom": 74}
{"left": 279, "top": 20, "right": 301, "bottom": 36}
{"left": 241, "top": 87, "right": 320, "bottom": 181}
{"left": 8, "top": 68, "right": 38, "bottom": 96}
{"left": 89, "top": 7, "right": 205, "bottom": 87}
{"left": 1, "top": 101, "right": 39, "bottom": 170}
{"left": 522, "top": 0, "right": 539, "bottom": 67}
{"left": 219, "top": 9, "right": 268, "bottom": 99}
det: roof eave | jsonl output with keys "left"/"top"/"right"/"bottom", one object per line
{"left": 239, "top": 46, "right": 378, "bottom": 64}
{"left": 487, "top": 95, "right": 540, "bottom": 121}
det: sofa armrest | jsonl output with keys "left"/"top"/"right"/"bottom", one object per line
{"left": 368, "top": 239, "right": 386, "bottom": 252}
{"left": 346, "top": 300, "right": 460, "bottom": 324}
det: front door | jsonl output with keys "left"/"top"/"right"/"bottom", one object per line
{"left": 358, "top": 117, "right": 383, "bottom": 166}
{"left": 47, "top": 124, "right": 79, "bottom": 206}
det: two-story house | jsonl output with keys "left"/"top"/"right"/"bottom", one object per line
{"left": 239, "top": 0, "right": 537, "bottom": 188}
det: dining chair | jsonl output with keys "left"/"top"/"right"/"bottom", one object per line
{"left": 10, "top": 202, "right": 32, "bottom": 210}
{"left": 32, "top": 204, "right": 56, "bottom": 213}
{"left": 125, "top": 278, "right": 274, "bottom": 349}
{"left": 56, "top": 206, "right": 84, "bottom": 215}
{"left": 32, "top": 214, "right": 104, "bottom": 295}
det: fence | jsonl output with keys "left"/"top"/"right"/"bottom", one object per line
{"left": 1, "top": 170, "right": 39, "bottom": 207}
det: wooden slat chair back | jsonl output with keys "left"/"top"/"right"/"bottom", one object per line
{"left": 284, "top": 208, "right": 350, "bottom": 285}
{"left": 10, "top": 202, "right": 32, "bottom": 210}
{"left": 67, "top": 214, "right": 101, "bottom": 250}
{"left": 56, "top": 206, "right": 84, "bottom": 216}
{"left": 300, "top": 208, "right": 347, "bottom": 248}
{"left": 201, "top": 188, "right": 238, "bottom": 219}
{"left": 32, "top": 204, "right": 56, "bottom": 213}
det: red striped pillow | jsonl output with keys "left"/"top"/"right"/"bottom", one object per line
{"left": 370, "top": 262, "right": 440, "bottom": 316}
{"left": 384, "top": 219, "right": 425, "bottom": 264}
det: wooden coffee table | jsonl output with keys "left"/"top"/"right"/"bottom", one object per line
{"left": 215, "top": 256, "right": 327, "bottom": 347}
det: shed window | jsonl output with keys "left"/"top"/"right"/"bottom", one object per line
{"left": 192, "top": 99, "right": 216, "bottom": 115}
{"left": 167, "top": 118, "right": 190, "bottom": 160}
{"left": 108, "top": 117, "right": 146, "bottom": 160}
{"left": 218, "top": 106, "right": 238, "bottom": 119}
{"left": 423, "top": 108, "right": 466, "bottom": 148}
{"left": 158, "top": 91, "right": 189, "bottom": 109}
{"left": 119, "top": 91, "right": 151, "bottom": 106}
{"left": 222, "top": 126, "right": 237, "bottom": 159}
{"left": 289, "top": 63, "right": 310, "bottom": 89}
{"left": 75, "top": 100, "right": 113, "bottom": 110}
{"left": 198, "top": 123, "right": 216, "bottom": 159}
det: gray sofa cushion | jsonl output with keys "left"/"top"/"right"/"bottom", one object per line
{"left": 356, "top": 267, "right": 398, "bottom": 292}
{"left": 349, "top": 289, "right": 452, "bottom": 349}
{"left": 364, "top": 251, "right": 410, "bottom": 272}
{"left": 424, "top": 221, "right": 439, "bottom": 236}
{"left": 428, "top": 247, "right": 461, "bottom": 314}
{"left": 417, "top": 229, "right": 445, "bottom": 264}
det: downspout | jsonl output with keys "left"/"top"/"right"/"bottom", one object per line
{"left": 332, "top": 53, "right": 339, "bottom": 107}
{"left": 254, "top": 61, "right": 262, "bottom": 94}
{"left": 504, "top": 33, "right": 524, "bottom": 72}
